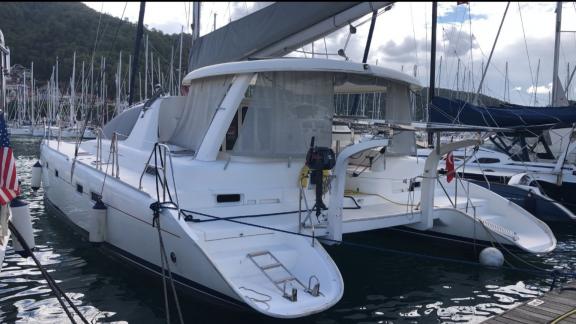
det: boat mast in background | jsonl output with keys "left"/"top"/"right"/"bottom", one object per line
{"left": 427, "top": 1, "right": 437, "bottom": 147}
{"left": 128, "top": 2, "right": 146, "bottom": 106}
{"left": 192, "top": 2, "right": 200, "bottom": 44}
{"left": 551, "top": 1, "right": 569, "bottom": 106}
{"left": 0, "top": 29, "right": 9, "bottom": 112}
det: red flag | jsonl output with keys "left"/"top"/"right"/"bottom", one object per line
{"left": 446, "top": 152, "right": 455, "bottom": 183}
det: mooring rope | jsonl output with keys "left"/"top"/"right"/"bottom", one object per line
{"left": 8, "top": 221, "right": 90, "bottom": 324}
{"left": 148, "top": 203, "right": 576, "bottom": 282}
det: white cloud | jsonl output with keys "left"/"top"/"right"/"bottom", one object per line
{"left": 527, "top": 83, "right": 552, "bottom": 95}
{"left": 82, "top": 1, "right": 576, "bottom": 106}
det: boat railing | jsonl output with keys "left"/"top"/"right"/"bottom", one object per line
{"left": 139, "top": 143, "right": 180, "bottom": 207}
{"left": 110, "top": 132, "right": 120, "bottom": 178}
{"left": 57, "top": 119, "right": 62, "bottom": 150}
{"left": 92, "top": 129, "right": 120, "bottom": 177}
{"left": 95, "top": 128, "right": 103, "bottom": 170}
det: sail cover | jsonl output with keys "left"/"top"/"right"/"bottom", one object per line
{"left": 188, "top": 2, "right": 361, "bottom": 71}
{"left": 429, "top": 97, "right": 576, "bottom": 132}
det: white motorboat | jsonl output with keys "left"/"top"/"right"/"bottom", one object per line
{"left": 8, "top": 125, "right": 33, "bottom": 136}
{"left": 417, "top": 146, "right": 576, "bottom": 221}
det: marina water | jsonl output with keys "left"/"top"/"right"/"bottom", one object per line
{"left": 1, "top": 137, "right": 574, "bottom": 323}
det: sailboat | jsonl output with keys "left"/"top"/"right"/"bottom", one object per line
{"left": 424, "top": 2, "right": 576, "bottom": 222}
{"left": 0, "top": 29, "right": 36, "bottom": 270}
{"left": 38, "top": 56, "right": 560, "bottom": 318}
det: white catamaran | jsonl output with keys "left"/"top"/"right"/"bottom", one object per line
{"left": 38, "top": 58, "right": 558, "bottom": 318}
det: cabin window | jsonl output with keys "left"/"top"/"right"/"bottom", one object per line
{"left": 55, "top": 169, "right": 59, "bottom": 178}
{"left": 76, "top": 184, "right": 83, "bottom": 194}
{"left": 102, "top": 104, "right": 144, "bottom": 140}
{"left": 163, "top": 75, "right": 234, "bottom": 154}
{"left": 232, "top": 72, "right": 334, "bottom": 158}
{"left": 222, "top": 106, "right": 248, "bottom": 151}
{"left": 91, "top": 192, "right": 102, "bottom": 201}
{"left": 145, "top": 165, "right": 159, "bottom": 176}
{"left": 216, "top": 194, "right": 241, "bottom": 203}
{"left": 476, "top": 158, "right": 500, "bottom": 164}
{"left": 333, "top": 75, "right": 415, "bottom": 156}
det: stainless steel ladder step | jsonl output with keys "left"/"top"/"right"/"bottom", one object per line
{"left": 261, "top": 262, "right": 282, "bottom": 270}
{"left": 273, "top": 276, "right": 296, "bottom": 285}
{"left": 247, "top": 251, "right": 269, "bottom": 258}
{"left": 246, "top": 250, "right": 321, "bottom": 300}
{"left": 247, "top": 250, "right": 306, "bottom": 301}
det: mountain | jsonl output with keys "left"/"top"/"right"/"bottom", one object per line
{"left": 0, "top": 2, "right": 192, "bottom": 90}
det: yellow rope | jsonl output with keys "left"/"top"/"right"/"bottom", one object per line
{"left": 299, "top": 165, "right": 310, "bottom": 188}
{"left": 344, "top": 190, "right": 420, "bottom": 207}
{"left": 550, "top": 308, "right": 576, "bottom": 324}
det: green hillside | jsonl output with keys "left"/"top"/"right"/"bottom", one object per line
{"left": 0, "top": 2, "right": 192, "bottom": 91}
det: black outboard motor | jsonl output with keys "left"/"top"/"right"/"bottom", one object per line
{"left": 305, "top": 137, "right": 336, "bottom": 217}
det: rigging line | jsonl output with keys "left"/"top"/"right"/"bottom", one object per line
{"left": 91, "top": 2, "right": 105, "bottom": 60}
{"left": 77, "top": 1, "right": 130, "bottom": 147}
{"left": 474, "top": 1, "right": 510, "bottom": 105}
{"left": 517, "top": 3, "right": 535, "bottom": 95}
{"left": 8, "top": 221, "right": 90, "bottom": 324}
{"left": 93, "top": 6, "right": 115, "bottom": 60}
{"left": 183, "top": 2, "right": 189, "bottom": 32}
{"left": 173, "top": 204, "right": 576, "bottom": 279}
{"left": 108, "top": 2, "right": 129, "bottom": 53}
{"left": 409, "top": 3, "right": 419, "bottom": 65}
{"left": 152, "top": 146, "right": 185, "bottom": 324}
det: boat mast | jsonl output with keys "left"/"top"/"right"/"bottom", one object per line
{"left": 116, "top": 51, "right": 121, "bottom": 115}
{"left": 129, "top": 1, "right": 145, "bottom": 106}
{"left": 31, "top": 62, "right": 34, "bottom": 127}
{"left": 81, "top": 60, "right": 85, "bottom": 122}
{"left": 178, "top": 26, "right": 183, "bottom": 93}
{"left": 170, "top": 46, "right": 174, "bottom": 95}
{"left": 427, "top": 1, "right": 438, "bottom": 147}
{"left": 534, "top": 58, "right": 541, "bottom": 106}
{"left": 474, "top": 2, "right": 510, "bottom": 105}
{"left": 193, "top": 2, "right": 201, "bottom": 42}
{"left": 145, "top": 34, "right": 148, "bottom": 100}
{"left": 71, "top": 51, "right": 76, "bottom": 127}
{"left": 551, "top": 1, "right": 563, "bottom": 106}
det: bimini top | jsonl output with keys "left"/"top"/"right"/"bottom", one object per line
{"left": 429, "top": 96, "right": 576, "bottom": 134}
{"left": 182, "top": 58, "right": 421, "bottom": 89}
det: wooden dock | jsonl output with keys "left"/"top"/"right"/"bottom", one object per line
{"left": 483, "top": 281, "right": 576, "bottom": 324}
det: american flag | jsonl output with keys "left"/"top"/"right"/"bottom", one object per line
{"left": 0, "top": 112, "right": 19, "bottom": 205}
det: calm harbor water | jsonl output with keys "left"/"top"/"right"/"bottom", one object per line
{"left": 1, "top": 137, "right": 575, "bottom": 323}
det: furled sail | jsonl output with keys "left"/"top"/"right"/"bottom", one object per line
{"left": 188, "top": 2, "right": 392, "bottom": 71}
{"left": 429, "top": 96, "right": 576, "bottom": 133}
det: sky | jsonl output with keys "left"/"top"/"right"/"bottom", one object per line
{"left": 83, "top": 2, "right": 576, "bottom": 107}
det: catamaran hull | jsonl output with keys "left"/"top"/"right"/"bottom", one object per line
{"left": 40, "top": 141, "right": 344, "bottom": 318}
{"left": 469, "top": 180, "right": 576, "bottom": 223}
{"left": 42, "top": 197, "right": 247, "bottom": 310}
{"left": 440, "top": 169, "right": 576, "bottom": 220}
{"left": 40, "top": 146, "right": 245, "bottom": 307}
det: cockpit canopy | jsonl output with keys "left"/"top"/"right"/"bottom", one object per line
{"left": 108, "top": 59, "right": 421, "bottom": 159}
